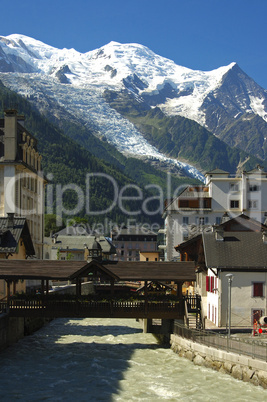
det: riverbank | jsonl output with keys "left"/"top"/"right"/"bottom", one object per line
{"left": 170, "top": 332, "right": 267, "bottom": 389}
{"left": 0, "top": 313, "right": 51, "bottom": 351}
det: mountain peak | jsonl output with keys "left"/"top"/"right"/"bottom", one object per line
{"left": 0, "top": 34, "right": 266, "bottom": 174}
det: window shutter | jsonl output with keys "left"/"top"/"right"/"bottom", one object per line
{"left": 253, "top": 283, "right": 263, "bottom": 297}
{"left": 211, "top": 276, "right": 214, "bottom": 293}
{"left": 206, "top": 276, "right": 210, "bottom": 292}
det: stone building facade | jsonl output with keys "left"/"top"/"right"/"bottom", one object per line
{"left": 0, "top": 110, "right": 45, "bottom": 258}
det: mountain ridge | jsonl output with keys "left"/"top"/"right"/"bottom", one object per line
{"left": 0, "top": 34, "right": 266, "bottom": 176}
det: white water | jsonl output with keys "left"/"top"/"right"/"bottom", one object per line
{"left": 0, "top": 318, "right": 266, "bottom": 401}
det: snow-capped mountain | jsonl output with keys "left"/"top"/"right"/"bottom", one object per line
{"left": 0, "top": 34, "right": 267, "bottom": 176}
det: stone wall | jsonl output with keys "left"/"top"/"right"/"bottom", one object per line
{"left": 0, "top": 314, "right": 51, "bottom": 352}
{"left": 171, "top": 333, "right": 267, "bottom": 389}
{"left": 0, "top": 314, "right": 24, "bottom": 351}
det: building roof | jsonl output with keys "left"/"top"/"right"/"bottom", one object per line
{"left": 218, "top": 214, "right": 267, "bottom": 232}
{"left": 245, "top": 165, "right": 267, "bottom": 175}
{"left": 202, "top": 231, "right": 267, "bottom": 270}
{"left": 0, "top": 216, "right": 35, "bottom": 256}
{"left": 103, "top": 261, "right": 196, "bottom": 281}
{"left": 111, "top": 226, "right": 157, "bottom": 238}
{"left": 0, "top": 260, "right": 117, "bottom": 281}
{"left": 47, "top": 235, "right": 116, "bottom": 255}
{"left": 205, "top": 168, "right": 230, "bottom": 175}
{"left": 54, "top": 224, "right": 91, "bottom": 236}
{"left": 176, "top": 214, "right": 267, "bottom": 251}
{"left": 0, "top": 260, "right": 196, "bottom": 282}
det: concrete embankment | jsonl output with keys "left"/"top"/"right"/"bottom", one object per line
{"left": 171, "top": 333, "right": 267, "bottom": 389}
{"left": 0, "top": 314, "right": 51, "bottom": 351}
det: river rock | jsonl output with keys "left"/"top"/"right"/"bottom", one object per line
{"left": 185, "top": 350, "right": 194, "bottom": 361}
{"left": 242, "top": 367, "right": 255, "bottom": 382}
{"left": 213, "top": 360, "right": 223, "bottom": 371}
{"left": 193, "top": 354, "right": 205, "bottom": 366}
{"left": 250, "top": 373, "right": 260, "bottom": 386}
{"left": 257, "top": 370, "right": 267, "bottom": 389}
{"left": 204, "top": 357, "right": 221, "bottom": 371}
{"left": 231, "top": 365, "right": 243, "bottom": 380}
{"left": 179, "top": 349, "right": 186, "bottom": 358}
{"left": 204, "top": 356, "right": 214, "bottom": 369}
{"left": 223, "top": 362, "right": 233, "bottom": 374}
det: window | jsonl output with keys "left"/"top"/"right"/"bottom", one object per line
{"left": 253, "top": 282, "right": 264, "bottom": 297}
{"left": 230, "top": 183, "right": 239, "bottom": 191}
{"left": 216, "top": 217, "right": 221, "bottom": 225}
{"left": 249, "top": 184, "right": 260, "bottom": 192}
{"left": 230, "top": 200, "right": 239, "bottom": 209}
{"left": 196, "top": 217, "right": 209, "bottom": 225}
{"left": 206, "top": 276, "right": 217, "bottom": 293}
{"left": 183, "top": 231, "right": 189, "bottom": 241}
{"left": 252, "top": 309, "right": 264, "bottom": 325}
{"left": 249, "top": 200, "right": 258, "bottom": 209}
{"left": 121, "top": 250, "right": 124, "bottom": 256}
{"left": 146, "top": 257, "right": 149, "bottom": 261}
{"left": 183, "top": 216, "right": 189, "bottom": 225}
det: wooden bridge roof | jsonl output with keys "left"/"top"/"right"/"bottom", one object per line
{"left": 0, "top": 259, "right": 196, "bottom": 282}
{"left": 105, "top": 261, "right": 196, "bottom": 281}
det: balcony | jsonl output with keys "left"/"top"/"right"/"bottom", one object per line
{"left": 178, "top": 197, "right": 212, "bottom": 210}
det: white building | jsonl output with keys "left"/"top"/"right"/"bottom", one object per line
{"left": 162, "top": 167, "right": 267, "bottom": 261}
{"left": 0, "top": 110, "right": 45, "bottom": 258}
{"left": 177, "top": 215, "right": 267, "bottom": 328}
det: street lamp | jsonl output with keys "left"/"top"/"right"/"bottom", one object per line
{"left": 226, "top": 273, "right": 234, "bottom": 337}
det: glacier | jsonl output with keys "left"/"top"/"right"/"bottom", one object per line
{"left": 1, "top": 34, "right": 266, "bottom": 180}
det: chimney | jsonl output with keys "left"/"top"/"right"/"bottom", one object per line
{"left": 221, "top": 212, "right": 230, "bottom": 224}
{"left": 7, "top": 212, "right": 15, "bottom": 229}
{"left": 215, "top": 229, "right": 224, "bottom": 241}
{"left": 4, "top": 109, "right": 18, "bottom": 161}
{"left": 52, "top": 234, "right": 58, "bottom": 244}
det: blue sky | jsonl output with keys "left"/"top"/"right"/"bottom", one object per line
{"left": 1, "top": 0, "right": 267, "bottom": 88}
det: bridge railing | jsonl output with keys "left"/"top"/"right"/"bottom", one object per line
{"left": 2, "top": 299, "right": 184, "bottom": 318}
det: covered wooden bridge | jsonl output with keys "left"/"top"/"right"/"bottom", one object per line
{"left": 0, "top": 259, "right": 196, "bottom": 320}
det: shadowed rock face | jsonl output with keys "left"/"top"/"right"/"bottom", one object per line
{"left": 201, "top": 64, "right": 267, "bottom": 159}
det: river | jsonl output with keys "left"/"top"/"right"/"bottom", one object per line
{"left": 0, "top": 318, "right": 266, "bottom": 401}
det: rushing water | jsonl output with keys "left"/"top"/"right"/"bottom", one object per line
{"left": 0, "top": 318, "right": 266, "bottom": 401}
